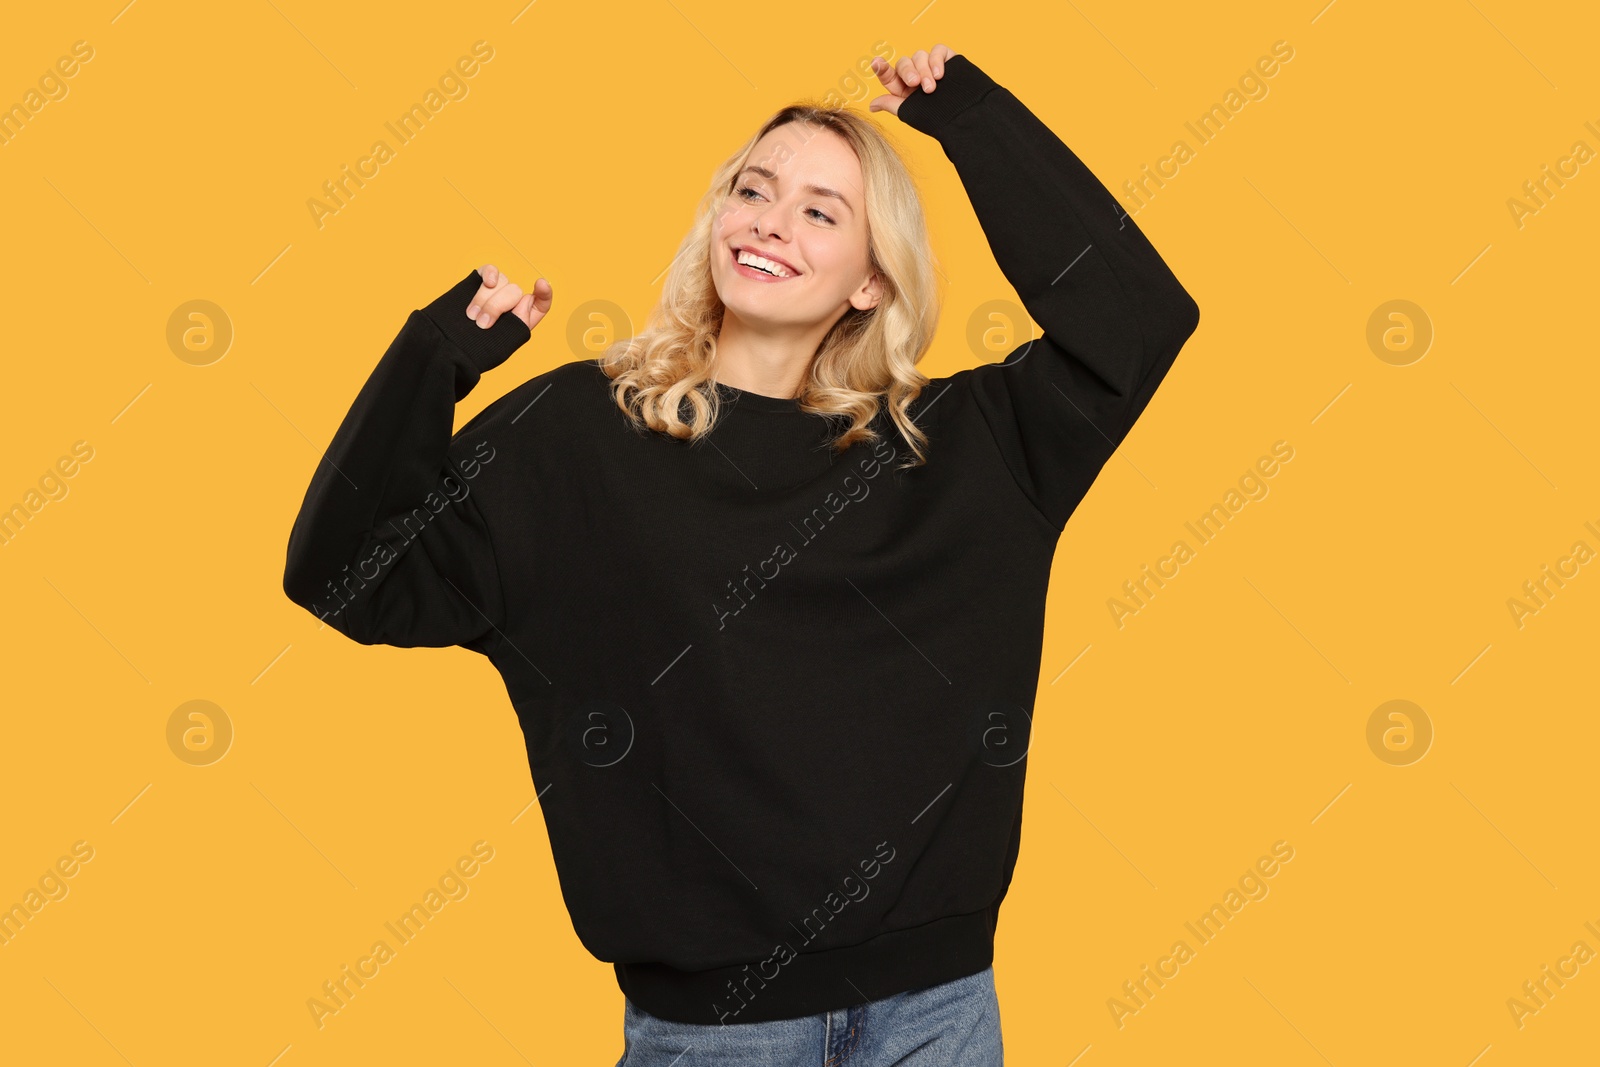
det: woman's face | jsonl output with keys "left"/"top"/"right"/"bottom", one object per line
{"left": 711, "top": 122, "right": 881, "bottom": 331}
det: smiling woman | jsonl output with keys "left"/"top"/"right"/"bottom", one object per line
{"left": 591, "top": 75, "right": 941, "bottom": 459}
{"left": 282, "top": 42, "right": 1201, "bottom": 1067}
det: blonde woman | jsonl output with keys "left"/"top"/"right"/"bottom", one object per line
{"left": 284, "top": 43, "right": 1199, "bottom": 1066}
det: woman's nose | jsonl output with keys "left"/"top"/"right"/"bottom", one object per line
{"left": 752, "top": 206, "right": 787, "bottom": 241}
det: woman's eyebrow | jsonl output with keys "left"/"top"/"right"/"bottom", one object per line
{"left": 739, "top": 165, "right": 855, "bottom": 215}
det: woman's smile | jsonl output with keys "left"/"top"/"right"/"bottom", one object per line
{"left": 730, "top": 246, "right": 802, "bottom": 283}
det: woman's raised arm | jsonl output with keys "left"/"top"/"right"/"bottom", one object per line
{"left": 280, "top": 267, "right": 541, "bottom": 654}
{"left": 888, "top": 51, "right": 1201, "bottom": 530}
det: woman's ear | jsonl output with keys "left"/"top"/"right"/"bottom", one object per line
{"left": 851, "top": 271, "right": 884, "bottom": 312}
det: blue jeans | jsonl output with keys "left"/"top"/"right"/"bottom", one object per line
{"left": 615, "top": 965, "right": 1003, "bottom": 1066}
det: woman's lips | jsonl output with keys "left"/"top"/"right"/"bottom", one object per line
{"left": 731, "top": 247, "right": 799, "bottom": 282}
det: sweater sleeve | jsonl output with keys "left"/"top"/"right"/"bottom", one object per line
{"left": 896, "top": 54, "right": 1201, "bottom": 531}
{"left": 281, "top": 268, "right": 532, "bottom": 655}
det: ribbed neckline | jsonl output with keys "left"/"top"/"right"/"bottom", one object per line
{"left": 711, "top": 380, "right": 807, "bottom": 414}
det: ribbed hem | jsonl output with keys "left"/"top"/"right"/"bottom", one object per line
{"left": 613, "top": 906, "right": 996, "bottom": 1026}
{"left": 418, "top": 268, "right": 532, "bottom": 375}
{"left": 894, "top": 54, "right": 1000, "bottom": 139}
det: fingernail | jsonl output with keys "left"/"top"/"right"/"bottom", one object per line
{"left": 923, "top": 78, "right": 933, "bottom": 91}
{"left": 476, "top": 313, "right": 491, "bottom": 328}
{"left": 467, "top": 304, "right": 479, "bottom": 318}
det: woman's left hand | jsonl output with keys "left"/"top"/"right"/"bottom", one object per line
{"left": 868, "top": 46, "right": 954, "bottom": 117}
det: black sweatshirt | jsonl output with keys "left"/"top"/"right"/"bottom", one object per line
{"left": 282, "top": 54, "right": 1199, "bottom": 1026}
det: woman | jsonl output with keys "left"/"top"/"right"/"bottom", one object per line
{"left": 283, "top": 44, "right": 1199, "bottom": 1066}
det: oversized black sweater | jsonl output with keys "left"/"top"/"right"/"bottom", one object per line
{"left": 282, "top": 53, "right": 1199, "bottom": 1026}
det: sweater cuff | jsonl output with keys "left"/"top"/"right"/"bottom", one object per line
{"left": 419, "top": 268, "right": 533, "bottom": 374}
{"left": 894, "top": 54, "right": 1000, "bottom": 139}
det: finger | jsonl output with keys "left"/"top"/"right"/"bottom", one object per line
{"left": 894, "top": 56, "right": 922, "bottom": 94}
{"left": 529, "top": 277, "right": 553, "bottom": 316}
{"left": 468, "top": 284, "right": 498, "bottom": 320}
{"left": 871, "top": 56, "right": 907, "bottom": 95}
{"left": 881, "top": 55, "right": 913, "bottom": 94}
{"left": 467, "top": 264, "right": 502, "bottom": 319}
{"left": 930, "top": 43, "right": 952, "bottom": 77}
{"left": 474, "top": 282, "right": 525, "bottom": 328}
{"left": 511, "top": 293, "right": 536, "bottom": 329}
{"left": 521, "top": 280, "right": 555, "bottom": 328}
{"left": 911, "top": 50, "right": 935, "bottom": 92}
{"left": 484, "top": 283, "right": 525, "bottom": 322}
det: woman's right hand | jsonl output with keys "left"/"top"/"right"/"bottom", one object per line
{"left": 465, "top": 264, "right": 552, "bottom": 331}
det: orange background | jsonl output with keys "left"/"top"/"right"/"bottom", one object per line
{"left": 2, "top": 1, "right": 1596, "bottom": 1063}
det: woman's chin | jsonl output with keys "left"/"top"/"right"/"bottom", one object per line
{"left": 720, "top": 300, "right": 796, "bottom": 330}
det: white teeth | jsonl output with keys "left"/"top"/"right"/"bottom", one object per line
{"left": 737, "top": 250, "right": 793, "bottom": 278}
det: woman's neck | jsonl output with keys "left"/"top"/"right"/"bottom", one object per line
{"left": 712, "top": 311, "right": 833, "bottom": 398}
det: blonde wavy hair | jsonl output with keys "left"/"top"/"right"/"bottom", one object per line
{"left": 596, "top": 101, "right": 940, "bottom": 469}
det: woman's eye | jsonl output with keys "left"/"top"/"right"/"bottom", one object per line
{"left": 734, "top": 186, "right": 834, "bottom": 224}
